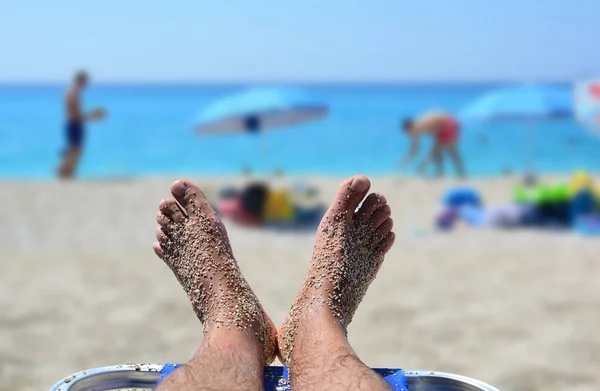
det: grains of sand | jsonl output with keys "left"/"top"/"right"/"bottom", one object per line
{"left": 279, "top": 189, "right": 388, "bottom": 365}
{"left": 160, "top": 193, "right": 275, "bottom": 362}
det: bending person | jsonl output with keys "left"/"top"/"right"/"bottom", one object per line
{"left": 400, "top": 111, "right": 465, "bottom": 177}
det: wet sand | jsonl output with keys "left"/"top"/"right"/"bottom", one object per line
{"left": 1, "top": 176, "right": 599, "bottom": 391}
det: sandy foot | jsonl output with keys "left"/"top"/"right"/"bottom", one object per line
{"left": 278, "top": 175, "right": 395, "bottom": 364}
{"left": 153, "top": 179, "right": 277, "bottom": 363}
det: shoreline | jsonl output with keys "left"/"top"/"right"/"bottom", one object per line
{"left": 0, "top": 170, "right": 598, "bottom": 182}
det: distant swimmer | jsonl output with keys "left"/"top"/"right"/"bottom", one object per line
{"left": 57, "top": 71, "right": 107, "bottom": 179}
{"left": 400, "top": 111, "right": 465, "bottom": 177}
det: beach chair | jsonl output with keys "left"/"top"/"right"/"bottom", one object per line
{"left": 48, "top": 363, "right": 499, "bottom": 390}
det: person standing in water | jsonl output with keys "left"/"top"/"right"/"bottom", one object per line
{"left": 57, "top": 71, "right": 106, "bottom": 179}
{"left": 400, "top": 111, "right": 466, "bottom": 177}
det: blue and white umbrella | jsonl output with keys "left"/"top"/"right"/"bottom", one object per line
{"left": 459, "top": 84, "right": 573, "bottom": 180}
{"left": 459, "top": 84, "right": 572, "bottom": 123}
{"left": 194, "top": 87, "right": 328, "bottom": 135}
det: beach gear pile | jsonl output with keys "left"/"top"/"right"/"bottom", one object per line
{"left": 435, "top": 171, "right": 600, "bottom": 235}
{"left": 216, "top": 181, "right": 326, "bottom": 229}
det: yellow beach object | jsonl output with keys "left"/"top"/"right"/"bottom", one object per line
{"left": 265, "top": 190, "right": 295, "bottom": 221}
{"left": 568, "top": 171, "right": 594, "bottom": 196}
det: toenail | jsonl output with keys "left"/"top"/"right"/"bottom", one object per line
{"left": 381, "top": 205, "right": 391, "bottom": 213}
{"left": 350, "top": 176, "right": 369, "bottom": 192}
{"left": 159, "top": 199, "right": 166, "bottom": 207}
{"left": 172, "top": 181, "right": 187, "bottom": 196}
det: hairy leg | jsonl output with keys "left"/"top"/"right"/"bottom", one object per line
{"left": 153, "top": 180, "right": 277, "bottom": 391}
{"left": 280, "top": 176, "right": 396, "bottom": 391}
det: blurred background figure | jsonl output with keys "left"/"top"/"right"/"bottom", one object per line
{"left": 400, "top": 111, "right": 465, "bottom": 177}
{"left": 57, "top": 71, "right": 106, "bottom": 179}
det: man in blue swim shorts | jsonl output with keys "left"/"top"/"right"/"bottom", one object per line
{"left": 57, "top": 71, "right": 106, "bottom": 179}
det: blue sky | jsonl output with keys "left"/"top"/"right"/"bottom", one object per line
{"left": 1, "top": 0, "right": 599, "bottom": 82}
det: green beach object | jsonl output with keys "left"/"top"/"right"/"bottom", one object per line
{"left": 550, "top": 183, "right": 570, "bottom": 203}
{"left": 514, "top": 186, "right": 543, "bottom": 204}
{"left": 514, "top": 183, "right": 570, "bottom": 204}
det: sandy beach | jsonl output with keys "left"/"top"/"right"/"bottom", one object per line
{"left": 1, "top": 175, "right": 599, "bottom": 391}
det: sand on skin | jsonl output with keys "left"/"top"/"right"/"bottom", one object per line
{"left": 1, "top": 175, "right": 599, "bottom": 391}
{"left": 157, "top": 183, "right": 276, "bottom": 362}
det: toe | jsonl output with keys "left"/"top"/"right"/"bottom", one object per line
{"left": 356, "top": 193, "right": 387, "bottom": 222}
{"left": 156, "top": 212, "right": 175, "bottom": 232}
{"left": 152, "top": 242, "right": 164, "bottom": 258}
{"left": 374, "top": 218, "right": 393, "bottom": 243}
{"left": 159, "top": 198, "right": 186, "bottom": 223}
{"left": 370, "top": 204, "right": 392, "bottom": 228}
{"left": 328, "top": 175, "right": 371, "bottom": 221}
{"left": 171, "top": 180, "right": 211, "bottom": 217}
{"left": 379, "top": 232, "right": 396, "bottom": 253}
{"left": 156, "top": 226, "right": 168, "bottom": 245}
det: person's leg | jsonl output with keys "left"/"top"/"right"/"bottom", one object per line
{"left": 152, "top": 180, "right": 278, "bottom": 391}
{"left": 430, "top": 143, "right": 444, "bottom": 177}
{"left": 57, "top": 152, "right": 69, "bottom": 178}
{"left": 58, "top": 146, "right": 82, "bottom": 179}
{"left": 279, "top": 175, "right": 396, "bottom": 391}
{"left": 447, "top": 143, "right": 466, "bottom": 177}
{"left": 417, "top": 143, "right": 442, "bottom": 177}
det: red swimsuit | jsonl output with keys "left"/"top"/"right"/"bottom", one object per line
{"left": 436, "top": 117, "right": 460, "bottom": 145}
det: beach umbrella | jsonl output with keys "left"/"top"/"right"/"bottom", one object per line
{"left": 458, "top": 84, "right": 573, "bottom": 179}
{"left": 574, "top": 77, "right": 600, "bottom": 136}
{"left": 194, "top": 87, "right": 328, "bottom": 135}
{"left": 459, "top": 84, "right": 572, "bottom": 122}
{"left": 193, "top": 87, "right": 328, "bottom": 173}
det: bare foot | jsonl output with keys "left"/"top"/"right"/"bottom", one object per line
{"left": 153, "top": 179, "right": 277, "bottom": 364}
{"left": 278, "top": 175, "right": 395, "bottom": 365}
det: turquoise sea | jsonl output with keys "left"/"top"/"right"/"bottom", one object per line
{"left": 1, "top": 83, "right": 599, "bottom": 179}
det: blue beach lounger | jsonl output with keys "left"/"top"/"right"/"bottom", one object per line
{"left": 49, "top": 363, "right": 499, "bottom": 391}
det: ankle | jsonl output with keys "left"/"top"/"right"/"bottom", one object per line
{"left": 284, "top": 308, "right": 348, "bottom": 362}
{"left": 197, "top": 332, "right": 266, "bottom": 365}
